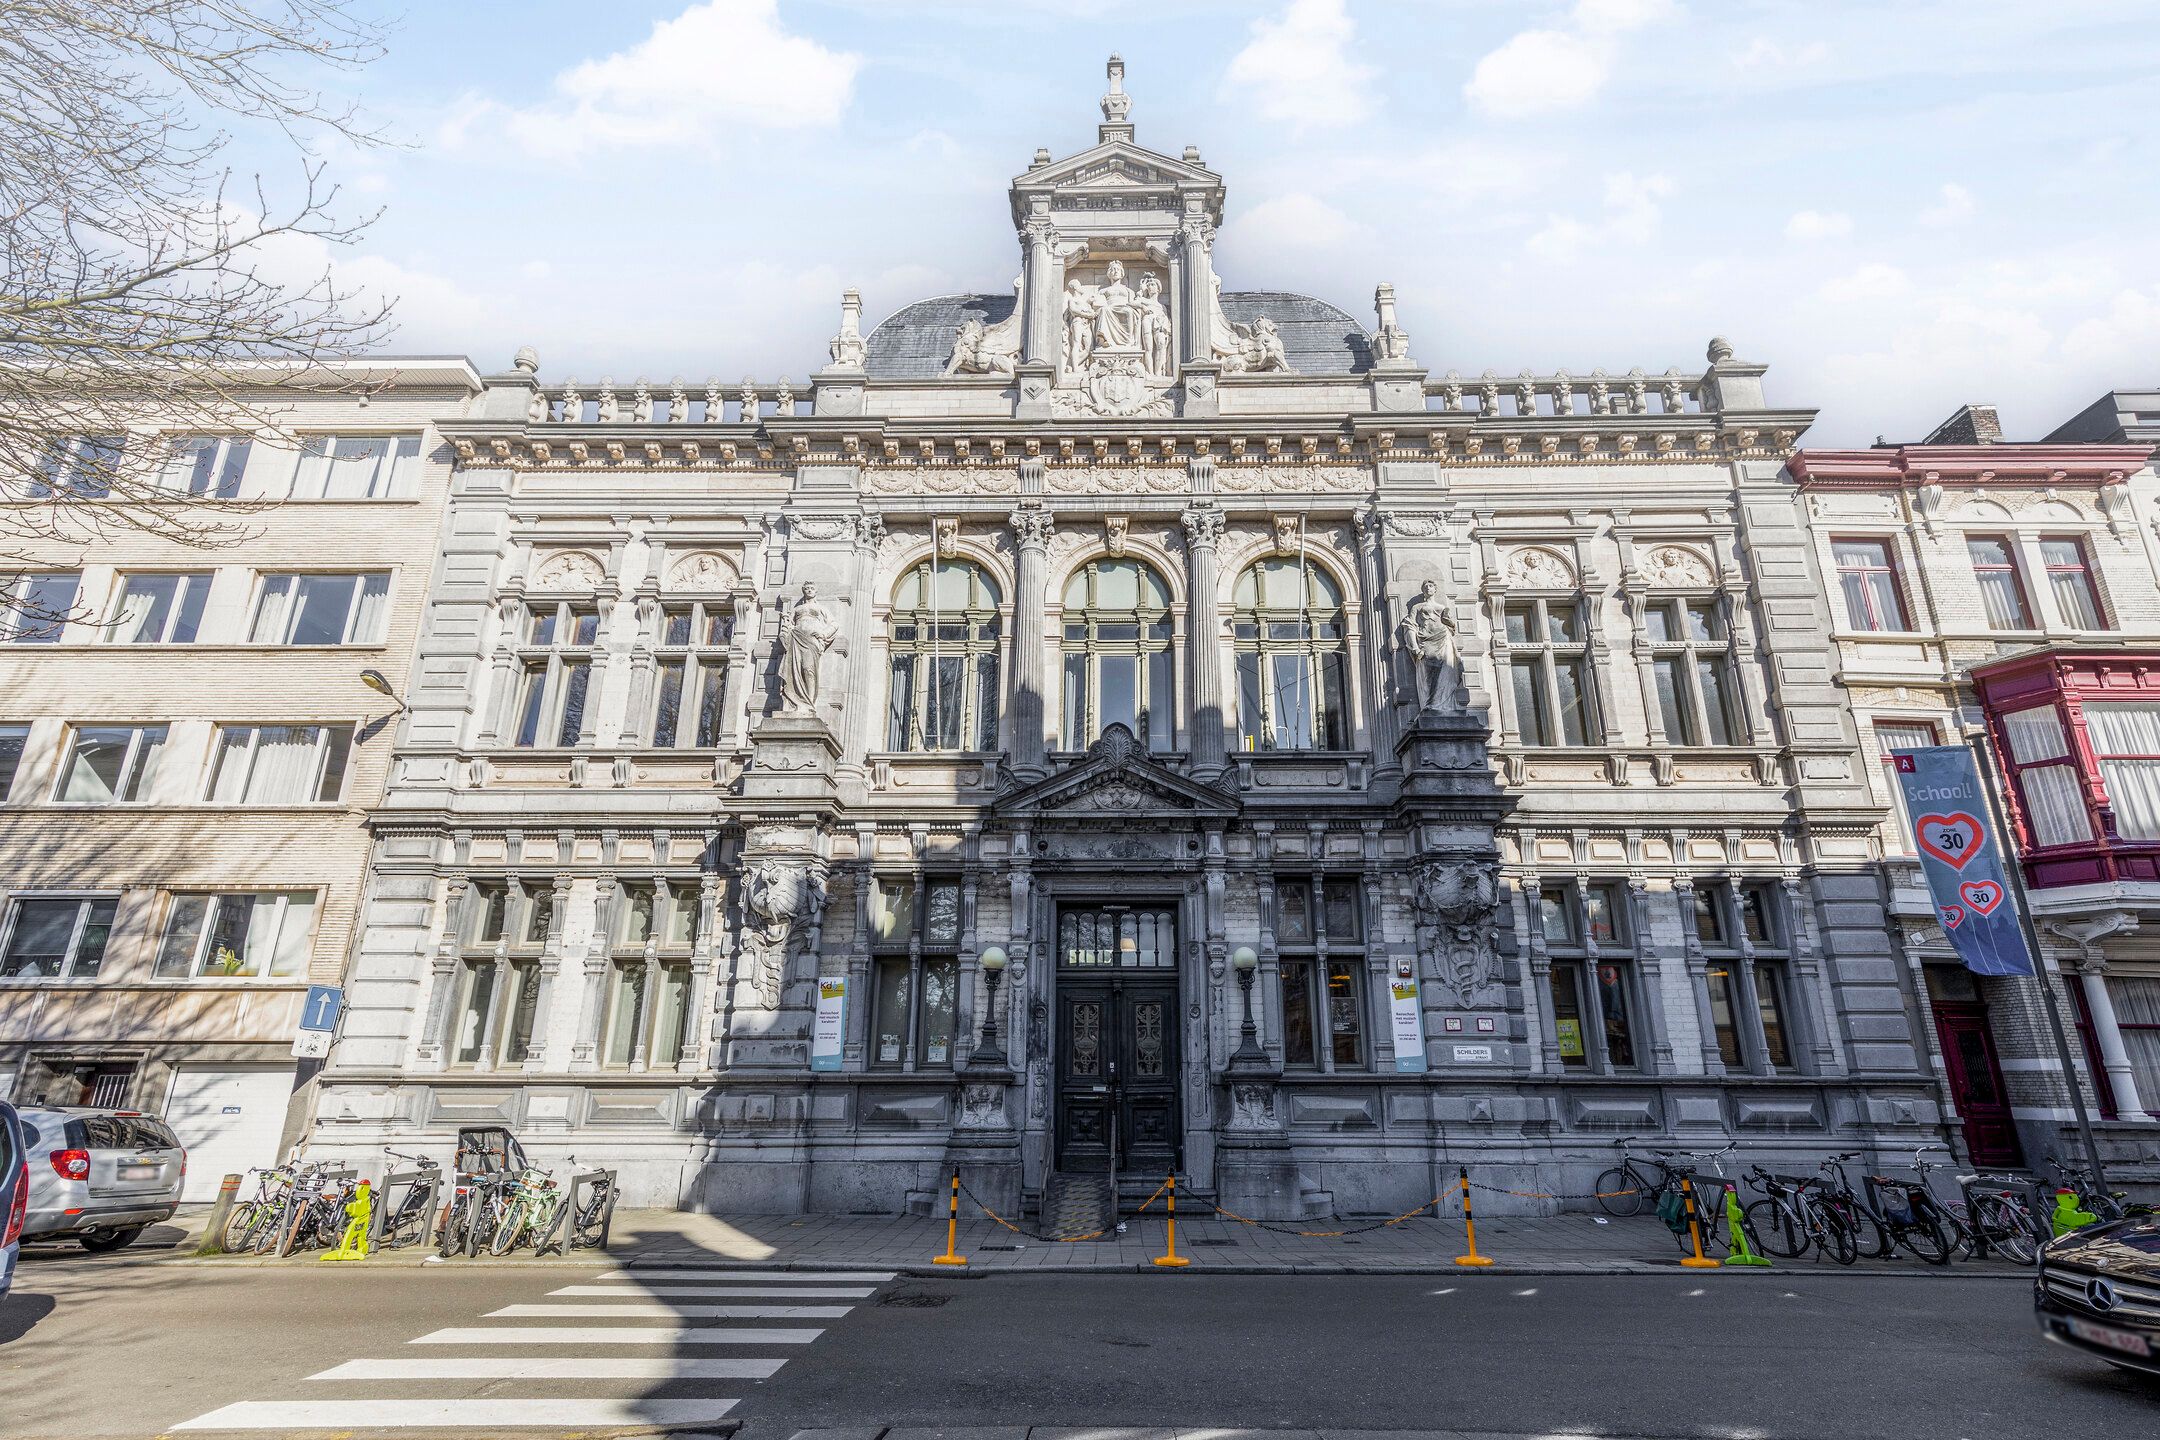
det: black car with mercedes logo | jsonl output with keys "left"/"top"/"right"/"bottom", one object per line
{"left": 2036, "top": 1210, "right": 2160, "bottom": 1377}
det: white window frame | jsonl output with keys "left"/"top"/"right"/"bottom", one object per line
{"left": 0, "top": 894, "right": 119, "bottom": 981}
{"left": 1643, "top": 595, "right": 1745, "bottom": 746}
{"left": 1500, "top": 594, "right": 1597, "bottom": 747}
{"left": 152, "top": 891, "right": 317, "bottom": 980}
{"left": 34, "top": 435, "right": 124, "bottom": 498}
{"left": 160, "top": 436, "right": 253, "bottom": 497}
{"left": 205, "top": 724, "right": 354, "bottom": 804}
{"left": 54, "top": 724, "right": 168, "bottom": 804}
{"left": 3, "top": 571, "right": 83, "bottom": 643}
{"left": 289, "top": 434, "right": 422, "bottom": 499}
{"left": 105, "top": 571, "right": 213, "bottom": 645}
{"left": 249, "top": 571, "right": 390, "bottom": 646}
{"left": 0, "top": 722, "right": 29, "bottom": 801}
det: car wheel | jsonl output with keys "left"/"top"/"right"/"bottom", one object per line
{"left": 79, "top": 1227, "right": 145, "bottom": 1254}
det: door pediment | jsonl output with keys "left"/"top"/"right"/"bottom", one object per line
{"left": 995, "top": 724, "right": 1239, "bottom": 823}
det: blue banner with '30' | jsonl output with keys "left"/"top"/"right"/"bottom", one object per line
{"left": 1890, "top": 746, "right": 2035, "bottom": 977}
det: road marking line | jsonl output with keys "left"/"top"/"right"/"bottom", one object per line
{"left": 309, "top": 1357, "right": 786, "bottom": 1381}
{"left": 598, "top": 1268, "right": 894, "bottom": 1282}
{"left": 173, "top": 1399, "right": 738, "bottom": 1430}
{"left": 1513, "top": 1288, "right": 1539, "bottom": 1296}
{"left": 1428, "top": 1287, "right": 1457, "bottom": 1295}
{"left": 549, "top": 1283, "right": 876, "bottom": 1298}
{"left": 411, "top": 1325, "right": 821, "bottom": 1346}
{"left": 487, "top": 1303, "right": 853, "bottom": 1320}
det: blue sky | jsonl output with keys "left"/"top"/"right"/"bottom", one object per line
{"left": 285, "top": 1, "right": 2160, "bottom": 445}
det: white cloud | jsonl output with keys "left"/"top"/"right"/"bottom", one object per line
{"left": 1222, "top": 192, "right": 1366, "bottom": 255}
{"left": 1529, "top": 171, "right": 1674, "bottom": 261}
{"left": 1817, "top": 262, "right": 1911, "bottom": 305}
{"left": 1222, "top": 0, "right": 1376, "bottom": 129}
{"left": 1785, "top": 209, "right": 1854, "bottom": 241}
{"left": 447, "top": 1, "right": 861, "bottom": 158}
{"left": 1920, "top": 182, "right": 1977, "bottom": 227}
{"left": 1464, "top": 0, "right": 1677, "bottom": 120}
{"left": 1731, "top": 36, "right": 1831, "bottom": 70}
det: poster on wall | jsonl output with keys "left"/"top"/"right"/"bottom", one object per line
{"left": 811, "top": 977, "right": 848, "bottom": 1072}
{"left": 1389, "top": 971, "right": 1427, "bottom": 1074}
{"left": 1889, "top": 746, "right": 2036, "bottom": 977}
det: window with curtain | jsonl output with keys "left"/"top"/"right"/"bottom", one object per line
{"left": 1692, "top": 880, "right": 1794, "bottom": 1072}
{"left": 1872, "top": 720, "right": 1940, "bottom": 852}
{"left": 34, "top": 436, "right": 123, "bottom": 497}
{"left": 249, "top": 572, "right": 390, "bottom": 645}
{"left": 152, "top": 891, "right": 315, "bottom": 978}
{"left": 1060, "top": 558, "right": 1175, "bottom": 751}
{"left": 3, "top": 572, "right": 81, "bottom": 643}
{"left": 513, "top": 602, "right": 600, "bottom": 748}
{"left": 1232, "top": 556, "right": 1348, "bottom": 752}
{"left": 1502, "top": 596, "right": 1595, "bottom": 745}
{"left": 2000, "top": 705, "right": 2095, "bottom": 847}
{"left": 1275, "top": 877, "right": 1366, "bottom": 1070}
{"left": 1642, "top": 597, "right": 1743, "bottom": 745}
{"left": 1832, "top": 539, "right": 1909, "bottom": 631}
{"left": 55, "top": 724, "right": 166, "bottom": 803}
{"left": 886, "top": 561, "right": 1001, "bottom": 753}
{"left": 602, "top": 882, "right": 698, "bottom": 1068}
{"left": 2040, "top": 537, "right": 2107, "bottom": 630}
{"left": 0, "top": 896, "right": 117, "bottom": 979}
{"left": 0, "top": 724, "right": 26, "bottom": 800}
{"left": 162, "top": 437, "right": 252, "bottom": 497}
{"left": 206, "top": 724, "right": 353, "bottom": 803}
{"left": 290, "top": 434, "right": 422, "bottom": 498}
{"left": 652, "top": 600, "right": 733, "bottom": 748}
{"left": 1965, "top": 537, "right": 2033, "bottom": 630}
{"left": 106, "top": 573, "right": 211, "bottom": 644}
{"left": 870, "top": 877, "right": 962, "bottom": 1070}
{"left": 2083, "top": 702, "right": 2160, "bottom": 842}
{"left": 1541, "top": 881, "right": 1641, "bottom": 1072}
{"left": 2108, "top": 976, "right": 2160, "bottom": 1122}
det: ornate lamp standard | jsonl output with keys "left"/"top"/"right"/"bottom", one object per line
{"left": 972, "top": 945, "right": 1009, "bottom": 1067}
{"left": 1229, "top": 944, "right": 1268, "bottom": 1069}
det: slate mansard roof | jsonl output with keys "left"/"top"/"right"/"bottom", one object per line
{"left": 862, "top": 291, "right": 1375, "bottom": 380}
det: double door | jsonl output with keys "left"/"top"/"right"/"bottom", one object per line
{"left": 1054, "top": 976, "right": 1179, "bottom": 1174}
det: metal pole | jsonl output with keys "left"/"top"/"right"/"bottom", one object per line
{"left": 1963, "top": 727, "right": 2109, "bottom": 1192}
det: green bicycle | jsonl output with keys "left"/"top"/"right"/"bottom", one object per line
{"left": 488, "top": 1165, "right": 562, "bottom": 1256}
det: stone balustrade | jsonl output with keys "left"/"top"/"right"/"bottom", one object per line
{"left": 534, "top": 376, "right": 814, "bottom": 425}
{"left": 1422, "top": 368, "right": 1710, "bottom": 418}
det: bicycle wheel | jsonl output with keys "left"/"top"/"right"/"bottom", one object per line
{"left": 437, "top": 1199, "right": 465, "bottom": 1259}
{"left": 220, "top": 1201, "right": 260, "bottom": 1253}
{"left": 1816, "top": 1205, "right": 1860, "bottom": 1265}
{"left": 1898, "top": 1209, "right": 1953, "bottom": 1265}
{"left": 1851, "top": 1210, "right": 1895, "bottom": 1261}
{"left": 276, "top": 1201, "right": 311, "bottom": 1259}
{"left": 1973, "top": 1193, "right": 2037, "bottom": 1264}
{"left": 465, "top": 1197, "right": 491, "bottom": 1258}
{"left": 488, "top": 1207, "right": 526, "bottom": 1257}
{"left": 1745, "top": 1198, "right": 1808, "bottom": 1258}
{"left": 1595, "top": 1166, "right": 1646, "bottom": 1218}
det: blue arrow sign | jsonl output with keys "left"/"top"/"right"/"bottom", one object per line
{"left": 299, "top": 985, "right": 344, "bottom": 1033}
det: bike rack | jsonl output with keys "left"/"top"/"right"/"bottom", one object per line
{"left": 533, "top": 1168, "right": 619, "bottom": 1258}
{"left": 275, "top": 1166, "right": 356, "bottom": 1257}
{"left": 366, "top": 1168, "right": 443, "bottom": 1252}
{"left": 1958, "top": 1173, "right": 2054, "bottom": 1258}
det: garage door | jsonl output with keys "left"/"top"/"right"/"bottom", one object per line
{"left": 164, "top": 1067, "right": 297, "bottom": 1201}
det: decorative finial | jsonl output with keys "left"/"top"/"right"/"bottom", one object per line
{"left": 512, "top": 346, "right": 539, "bottom": 375}
{"left": 1100, "top": 54, "right": 1132, "bottom": 135}
{"left": 1706, "top": 336, "right": 1735, "bottom": 364}
{"left": 827, "top": 288, "right": 866, "bottom": 371}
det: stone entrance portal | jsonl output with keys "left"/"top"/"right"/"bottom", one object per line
{"left": 1052, "top": 902, "right": 1181, "bottom": 1177}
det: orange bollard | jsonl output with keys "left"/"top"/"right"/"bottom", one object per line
{"left": 1678, "top": 1176, "right": 1722, "bottom": 1269}
{"left": 1454, "top": 1167, "right": 1494, "bottom": 1267}
{"left": 933, "top": 1171, "right": 968, "bottom": 1266}
{"left": 1152, "top": 1173, "right": 1191, "bottom": 1267}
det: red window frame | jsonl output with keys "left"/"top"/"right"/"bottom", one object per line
{"left": 1965, "top": 536, "right": 2032, "bottom": 630}
{"left": 2040, "top": 536, "right": 2106, "bottom": 630}
{"left": 1831, "top": 537, "right": 1909, "bottom": 632}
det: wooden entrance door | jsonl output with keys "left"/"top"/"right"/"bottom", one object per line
{"left": 1935, "top": 1002, "right": 2023, "bottom": 1168}
{"left": 1052, "top": 903, "right": 1180, "bottom": 1175}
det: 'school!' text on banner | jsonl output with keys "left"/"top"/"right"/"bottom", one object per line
{"left": 1890, "top": 745, "right": 2035, "bottom": 977}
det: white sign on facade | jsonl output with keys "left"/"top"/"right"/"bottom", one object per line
{"left": 811, "top": 977, "right": 848, "bottom": 1073}
{"left": 1390, "top": 975, "right": 1426, "bottom": 1074}
{"left": 1451, "top": 1044, "right": 1495, "bottom": 1065}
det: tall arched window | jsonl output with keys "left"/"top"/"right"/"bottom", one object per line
{"left": 1061, "top": 558, "right": 1175, "bottom": 751}
{"left": 886, "top": 560, "right": 1002, "bottom": 751}
{"left": 1233, "top": 556, "right": 1349, "bottom": 751}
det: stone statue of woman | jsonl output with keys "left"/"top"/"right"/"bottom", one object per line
{"left": 778, "top": 583, "right": 840, "bottom": 714}
{"left": 1400, "top": 579, "right": 1467, "bottom": 715}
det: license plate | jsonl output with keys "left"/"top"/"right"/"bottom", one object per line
{"left": 119, "top": 1164, "right": 157, "bottom": 1181}
{"left": 2066, "top": 1316, "right": 2152, "bottom": 1357}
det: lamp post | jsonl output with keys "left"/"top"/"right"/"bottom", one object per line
{"left": 1229, "top": 944, "right": 1266, "bottom": 1066}
{"left": 973, "top": 945, "right": 1008, "bottom": 1067}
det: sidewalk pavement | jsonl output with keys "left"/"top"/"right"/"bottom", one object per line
{"left": 128, "top": 1202, "right": 2032, "bottom": 1278}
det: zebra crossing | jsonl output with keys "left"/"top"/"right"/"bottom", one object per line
{"left": 168, "top": 1267, "right": 898, "bottom": 1433}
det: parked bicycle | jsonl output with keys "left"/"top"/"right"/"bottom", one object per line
{"left": 2045, "top": 1156, "right": 2131, "bottom": 1224}
{"left": 376, "top": 1150, "right": 443, "bottom": 1250}
{"left": 219, "top": 1160, "right": 301, "bottom": 1255}
{"left": 1817, "top": 1150, "right": 1955, "bottom": 1265}
{"left": 1744, "top": 1164, "right": 1858, "bottom": 1264}
{"left": 1594, "top": 1136, "right": 1678, "bottom": 1219}
{"left": 276, "top": 1162, "right": 354, "bottom": 1258}
{"left": 561, "top": 1155, "right": 616, "bottom": 1252}
{"left": 488, "top": 1165, "right": 562, "bottom": 1256}
{"left": 1956, "top": 1166, "right": 2044, "bottom": 1264}
{"left": 1659, "top": 1144, "right": 1739, "bottom": 1258}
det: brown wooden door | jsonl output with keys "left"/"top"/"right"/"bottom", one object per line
{"left": 1054, "top": 977, "right": 1179, "bottom": 1174}
{"left": 1935, "top": 1002, "right": 2024, "bottom": 1168}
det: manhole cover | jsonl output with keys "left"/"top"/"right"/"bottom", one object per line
{"left": 879, "top": 1292, "right": 953, "bottom": 1307}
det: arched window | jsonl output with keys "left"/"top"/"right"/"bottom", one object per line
{"left": 1233, "top": 556, "right": 1348, "bottom": 751}
{"left": 1061, "top": 558, "right": 1175, "bottom": 751}
{"left": 886, "top": 560, "right": 1002, "bottom": 751}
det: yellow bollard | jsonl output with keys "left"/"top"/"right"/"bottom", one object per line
{"left": 1152, "top": 1172, "right": 1191, "bottom": 1267}
{"left": 1454, "top": 1168, "right": 1494, "bottom": 1267}
{"left": 933, "top": 1171, "right": 968, "bottom": 1267}
{"left": 1678, "top": 1176, "right": 1722, "bottom": 1269}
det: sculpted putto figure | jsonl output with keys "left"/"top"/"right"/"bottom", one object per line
{"left": 1400, "top": 579, "right": 1467, "bottom": 714}
{"left": 778, "top": 583, "right": 840, "bottom": 714}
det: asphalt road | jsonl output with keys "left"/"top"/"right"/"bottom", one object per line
{"left": 0, "top": 1239, "right": 2153, "bottom": 1440}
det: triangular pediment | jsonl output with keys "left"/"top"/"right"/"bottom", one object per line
{"left": 1009, "top": 139, "right": 1224, "bottom": 228}
{"left": 995, "top": 724, "right": 1240, "bottom": 822}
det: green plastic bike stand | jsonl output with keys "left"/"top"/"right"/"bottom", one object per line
{"left": 321, "top": 1181, "right": 373, "bottom": 1262}
{"left": 1723, "top": 1190, "right": 1772, "bottom": 1268}
{"left": 2051, "top": 1190, "right": 2097, "bottom": 1238}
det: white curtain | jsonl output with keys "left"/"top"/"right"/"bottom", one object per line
{"left": 2021, "top": 766, "right": 2094, "bottom": 846}
{"left": 2001, "top": 705, "right": 2069, "bottom": 762}
{"left": 208, "top": 729, "right": 254, "bottom": 802}
{"left": 2085, "top": 704, "right": 2160, "bottom": 840}
{"left": 269, "top": 893, "right": 314, "bottom": 976}
{"left": 110, "top": 583, "right": 156, "bottom": 643}
{"left": 350, "top": 573, "right": 390, "bottom": 643}
{"left": 243, "top": 727, "right": 321, "bottom": 802}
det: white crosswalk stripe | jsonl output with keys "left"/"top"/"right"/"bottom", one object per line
{"left": 168, "top": 1267, "right": 896, "bottom": 1434}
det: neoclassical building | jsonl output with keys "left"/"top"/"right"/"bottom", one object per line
{"left": 312, "top": 61, "right": 1947, "bottom": 1217}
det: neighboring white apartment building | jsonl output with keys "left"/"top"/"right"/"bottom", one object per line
{"left": 0, "top": 360, "right": 480, "bottom": 1196}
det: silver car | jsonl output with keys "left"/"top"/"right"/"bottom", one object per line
{"left": 17, "top": 1107, "right": 185, "bottom": 1253}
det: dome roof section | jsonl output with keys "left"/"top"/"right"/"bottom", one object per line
{"left": 862, "top": 291, "right": 1373, "bottom": 381}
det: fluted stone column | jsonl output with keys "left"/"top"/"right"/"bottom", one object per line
{"left": 1008, "top": 506, "right": 1054, "bottom": 777}
{"left": 1182, "top": 506, "right": 1226, "bottom": 774}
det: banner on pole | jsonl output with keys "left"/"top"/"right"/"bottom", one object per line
{"left": 1889, "top": 745, "right": 2035, "bottom": 977}
{"left": 1388, "top": 965, "right": 1427, "bottom": 1073}
{"left": 811, "top": 977, "right": 847, "bottom": 1072}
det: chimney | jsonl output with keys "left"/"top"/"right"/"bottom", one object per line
{"left": 1922, "top": 404, "right": 2002, "bottom": 445}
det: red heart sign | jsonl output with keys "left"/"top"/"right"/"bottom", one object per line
{"left": 1940, "top": 904, "right": 1966, "bottom": 931}
{"left": 1958, "top": 880, "right": 2005, "bottom": 916}
{"left": 1915, "top": 812, "right": 1985, "bottom": 871}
